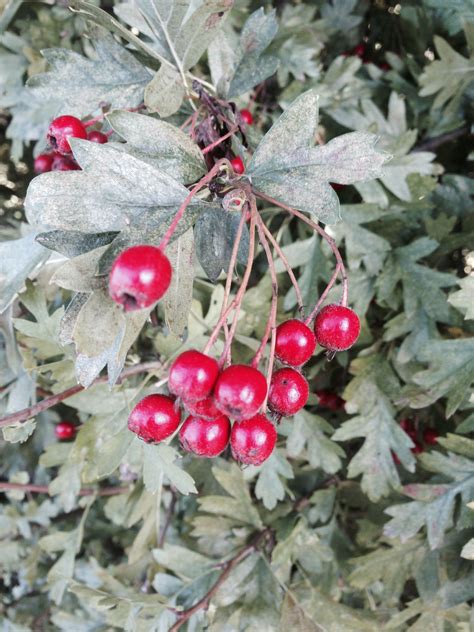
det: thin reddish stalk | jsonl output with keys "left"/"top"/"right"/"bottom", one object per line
{"left": 0, "top": 482, "right": 129, "bottom": 497}
{"left": 304, "top": 264, "right": 341, "bottom": 325}
{"left": 202, "top": 127, "right": 238, "bottom": 155}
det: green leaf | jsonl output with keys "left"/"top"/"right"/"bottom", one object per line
{"left": 448, "top": 275, "right": 474, "bottom": 319}
{"left": 36, "top": 230, "right": 118, "bottom": 258}
{"left": 143, "top": 443, "right": 197, "bottom": 496}
{"left": 2, "top": 418, "right": 36, "bottom": 443}
{"left": 164, "top": 229, "right": 195, "bottom": 337}
{"left": 253, "top": 449, "right": 294, "bottom": 510}
{"left": 287, "top": 410, "right": 344, "bottom": 474}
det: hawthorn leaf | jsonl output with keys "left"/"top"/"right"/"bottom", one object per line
{"left": 287, "top": 411, "right": 344, "bottom": 474}
{"left": 164, "top": 229, "right": 195, "bottom": 337}
{"left": 144, "top": 64, "right": 185, "bottom": 118}
{"left": 50, "top": 247, "right": 109, "bottom": 293}
{"left": 448, "top": 276, "right": 474, "bottom": 319}
{"left": 36, "top": 230, "right": 118, "bottom": 258}
{"left": 252, "top": 449, "right": 294, "bottom": 510}
{"left": 143, "top": 443, "right": 197, "bottom": 495}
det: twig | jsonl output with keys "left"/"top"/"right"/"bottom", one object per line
{"left": 414, "top": 126, "right": 469, "bottom": 152}
{"left": 0, "top": 482, "right": 129, "bottom": 497}
{"left": 0, "top": 360, "right": 163, "bottom": 428}
{"left": 202, "top": 127, "right": 238, "bottom": 155}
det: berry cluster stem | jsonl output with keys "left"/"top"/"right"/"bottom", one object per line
{"left": 202, "top": 126, "right": 238, "bottom": 155}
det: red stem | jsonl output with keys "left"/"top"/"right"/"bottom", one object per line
{"left": 202, "top": 127, "right": 238, "bottom": 155}
{"left": 304, "top": 264, "right": 341, "bottom": 325}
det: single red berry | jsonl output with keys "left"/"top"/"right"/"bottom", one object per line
{"left": 214, "top": 364, "right": 267, "bottom": 421}
{"left": 230, "top": 414, "right": 277, "bottom": 466}
{"left": 240, "top": 109, "right": 254, "bottom": 125}
{"left": 128, "top": 394, "right": 180, "bottom": 443}
{"left": 269, "top": 368, "right": 309, "bottom": 416}
{"left": 109, "top": 245, "right": 172, "bottom": 311}
{"left": 55, "top": 421, "right": 76, "bottom": 441}
{"left": 411, "top": 441, "right": 424, "bottom": 455}
{"left": 168, "top": 350, "right": 219, "bottom": 402}
{"left": 275, "top": 319, "right": 316, "bottom": 367}
{"left": 316, "top": 390, "right": 345, "bottom": 412}
{"left": 353, "top": 43, "right": 366, "bottom": 59}
{"left": 87, "top": 130, "right": 108, "bottom": 144}
{"left": 313, "top": 304, "right": 360, "bottom": 352}
{"left": 34, "top": 153, "right": 54, "bottom": 174}
{"left": 423, "top": 428, "right": 439, "bottom": 446}
{"left": 400, "top": 418, "right": 417, "bottom": 440}
{"left": 51, "top": 153, "right": 80, "bottom": 171}
{"left": 379, "top": 61, "right": 391, "bottom": 71}
{"left": 179, "top": 414, "right": 230, "bottom": 457}
{"left": 185, "top": 396, "right": 221, "bottom": 420}
{"left": 47, "top": 115, "right": 87, "bottom": 154}
{"left": 230, "top": 156, "right": 245, "bottom": 175}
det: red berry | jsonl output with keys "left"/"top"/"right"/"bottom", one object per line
{"left": 400, "top": 418, "right": 417, "bottom": 440}
{"left": 55, "top": 421, "right": 76, "bottom": 440}
{"left": 275, "top": 319, "right": 316, "bottom": 367}
{"left": 109, "top": 245, "right": 172, "bottom": 311}
{"left": 185, "top": 396, "right": 221, "bottom": 420}
{"left": 392, "top": 451, "right": 400, "bottom": 465}
{"left": 179, "top": 414, "right": 230, "bottom": 457}
{"left": 87, "top": 130, "right": 108, "bottom": 144}
{"left": 230, "top": 156, "right": 245, "bottom": 175}
{"left": 316, "top": 390, "right": 345, "bottom": 412}
{"left": 128, "top": 394, "right": 180, "bottom": 443}
{"left": 240, "top": 109, "right": 254, "bottom": 125}
{"left": 330, "top": 182, "right": 345, "bottom": 191}
{"left": 313, "top": 304, "right": 360, "bottom": 352}
{"left": 353, "top": 43, "right": 366, "bottom": 59}
{"left": 423, "top": 428, "right": 439, "bottom": 446}
{"left": 47, "top": 115, "right": 87, "bottom": 154}
{"left": 168, "top": 350, "right": 219, "bottom": 402}
{"left": 230, "top": 414, "right": 277, "bottom": 465}
{"left": 268, "top": 368, "right": 309, "bottom": 416}
{"left": 34, "top": 153, "right": 54, "bottom": 174}
{"left": 214, "top": 365, "right": 267, "bottom": 421}
{"left": 51, "top": 153, "right": 80, "bottom": 171}
{"left": 411, "top": 442, "right": 424, "bottom": 455}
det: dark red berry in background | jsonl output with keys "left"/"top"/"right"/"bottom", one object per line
{"left": 169, "top": 350, "right": 219, "bottom": 402}
{"left": 179, "top": 414, "right": 231, "bottom": 457}
{"left": 109, "top": 245, "right": 172, "bottom": 311}
{"left": 411, "top": 442, "right": 424, "bottom": 455}
{"left": 330, "top": 183, "right": 345, "bottom": 191}
{"left": 400, "top": 418, "right": 417, "bottom": 440}
{"left": 185, "top": 395, "right": 221, "bottom": 420}
{"left": 314, "top": 304, "right": 360, "bottom": 352}
{"left": 52, "top": 153, "right": 80, "bottom": 171}
{"left": 214, "top": 364, "right": 267, "bottom": 421}
{"left": 353, "top": 43, "right": 366, "bottom": 59}
{"left": 55, "top": 421, "right": 76, "bottom": 441}
{"left": 240, "top": 109, "right": 254, "bottom": 125}
{"left": 128, "top": 394, "right": 180, "bottom": 443}
{"left": 34, "top": 153, "right": 54, "bottom": 174}
{"left": 230, "top": 156, "right": 245, "bottom": 175}
{"left": 47, "top": 115, "right": 87, "bottom": 154}
{"left": 87, "top": 130, "right": 108, "bottom": 144}
{"left": 275, "top": 319, "right": 316, "bottom": 367}
{"left": 231, "top": 414, "right": 277, "bottom": 466}
{"left": 423, "top": 428, "right": 439, "bottom": 446}
{"left": 316, "top": 390, "right": 345, "bottom": 412}
{"left": 269, "top": 368, "right": 309, "bottom": 416}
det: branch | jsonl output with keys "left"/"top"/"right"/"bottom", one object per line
{"left": 414, "top": 126, "right": 469, "bottom": 152}
{"left": 0, "top": 360, "right": 164, "bottom": 428}
{"left": 0, "top": 482, "right": 129, "bottom": 497}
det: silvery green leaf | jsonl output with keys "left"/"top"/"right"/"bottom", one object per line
{"left": 2, "top": 419, "right": 36, "bottom": 444}
{"left": 36, "top": 230, "right": 118, "bottom": 258}
{"left": 208, "top": 28, "right": 237, "bottom": 96}
{"left": 143, "top": 443, "right": 197, "bottom": 495}
{"left": 164, "top": 229, "right": 195, "bottom": 337}
{"left": 447, "top": 276, "right": 474, "bottom": 320}
{"left": 50, "top": 247, "right": 109, "bottom": 293}
{"left": 253, "top": 449, "right": 294, "bottom": 511}
{"left": 288, "top": 411, "right": 345, "bottom": 474}
{"left": 144, "top": 64, "right": 186, "bottom": 118}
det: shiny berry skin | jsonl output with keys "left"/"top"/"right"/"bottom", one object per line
{"left": 51, "top": 153, "right": 80, "bottom": 171}
{"left": 34, "top": 153, "right": 54, "bottom": 174}
{"left": 179, "top": 414, "right": 231, "bottom": 457}
{"left": 275, "top": 319, "right": 316, "bottom": 367}
{"left": 185, "top": 396, "right": 221, "bottom": 420}
{"left": 316, "top": 390, "right": 345, "bottom": 412}
{"left": 240, "top": 109, "right": 254, "bottom": 125}
{"left": 109, "top": 245, "right": 172, "bottom": 311}
{"left": 128, "top": 394, "right": 180, "bottom": 443}
{"left": 423, "top": 428, "right": 439, "bottom": 446}
{"left": 268, "top": 368, "right": 309, "bottom": 416}
{"left": 230, "top": 414, "right": 277, "bottom": 466}
{"left": 47, "top": 115, "right": 87, "bottom": 154}
{"left": 55, "top": 421, "right": 76, "bottom": 440}
{"left": 87, "top": 130, "right": 108, "bottom": 144}
{"left": 230, "top": 156, "right": 245, "bottom": 175}
{"left": 214, "top": 365, "right": 267, "bottom": 421}
{"left": 168, "top": 350, "right": 219, "bottom": 402}
{"left": 313, "top": 304, "right": 360, "bottom": 352}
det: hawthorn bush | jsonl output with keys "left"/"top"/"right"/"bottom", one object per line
{"left": 0, "top": 1, "right": 473, "bottom": 629}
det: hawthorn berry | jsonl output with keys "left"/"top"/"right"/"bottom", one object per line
{"left": 51, "top": 153, "right": 80, "bottom": 171}
{"left": 313, "top": 304, "right": 360, "bottom": 352}
{"left": 109, "top": 245, "right": 172, "bottom": 311}
{"left": 240, "top": 108, "right": 254, "bottom": 125}
{"left": 185, "top": 396, "right": 221, "bottom": 420}
{"left": 230, "top": 156, "right": 245, "bottom": 175}
{"left": 87, "top": 130, "right": 108, "bottom": 144}
{"left": 128, "top": 394, "right": 180, "bottom": 443}
{"left": 400, "top": 418, "right": 417, "bottom": 440}
{"left": 316, "top": 390, "right": 345, "bottom": 412}
{"left": 230, "top": 414, "right": 277, "bottom": 465}
{"left": 268, "top": 368, "right": 309, "bottom": 416}
{"left": 411, "top": 442, "right": 424, "bottom": 455}
{"left": 423, "top": 428, "right": 439, "bottom": 446}
{"left": 34, "top": 153, "right": 54, "bottom": 174}
{"left": 55, "top": 421, "right": 76, "bottom": 440}
{"left": 47, "top": 115, "right": 87, "bottom": 154}
{"left": 214, "top": 364, "right": 267, "bottom": 421}
{"left": 275, "top": 319, "right": 316, "bottom": 367}
{"left": 168, "top": 350, "right": 219, "bottom": 402}
{"left": 179, "top": 414, "right": 231, "bottom": 457}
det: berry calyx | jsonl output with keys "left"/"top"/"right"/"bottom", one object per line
{"left": 240, "top": 109, "right": 254, "bottom": 125}
{"left": 55, "top": 421, "right": 76, "bottom": 440}
{"left": 230, "top": 414, "right": 277, "bottom": 465}
{"left": 51, "top": 153, "right": 80, "bottom": 171}
{"left": 179, "top": 414, "right": 230, "bottom": 457}
{"left": 47, "top": 115, "right": 87, "bottom": 154}
{"left": 268, "top": 368, "right": 309, "bottom": 416}
{"left": 87, "top": 130, "right": 108, "bottom": 144}
{"left": 230, "top": 156, "right": 245, "bottom": 175}
{"left": 34, "top": 153, "right": 54, "bottom": 174}
{"left": 316, "top": 390, "right": 345, "bottom": 412}
{"left": 423, "top": 428, "right": 439, "bottom": 445}
{"left": 275, "top": 319, "right": 316, "bottom": 367}
{"left": 128, "top": 394, "right": 180, "bottom": 443}
{"left": 313, "top": 304, "right": 360, "bottom": 352}
{"left": 185, "top": 396, "right": 221, "bottom": 420}
{"left": 109, "top": 245, "right": 172, "bottom": 311}
{"left": 168, "top": 350, "right": 219, "bottom": 402}
{"left": 214, "top": 364, "right": 267, "bottom": 421}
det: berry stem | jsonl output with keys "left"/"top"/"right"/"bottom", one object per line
{"left": 304, "top": 263, "right": 341, "bottom": 326}
{"left": 202, "top": 126, "right": 238, "bottom": 155}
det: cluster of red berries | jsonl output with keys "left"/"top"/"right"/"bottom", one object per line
{"left": 34, "top": 115, "right": 108, "bottom": 174}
